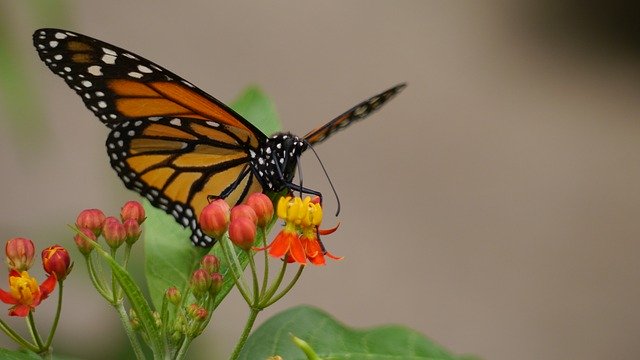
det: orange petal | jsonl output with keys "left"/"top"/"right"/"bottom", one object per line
{"left": 0, "top": 288, "right": 17, "bottom": 305}
{"left": 325, "top": 251, "right": 344, "bottom": 260}
{"left": 318, "top": 222, "right": 340, "bottom": 235}
{"left": 268, "top": 232, "right": 292, "bottom": 258}
{"left": 309, "top": 253, "right": 326, "bottom": 266}
{"left": 288, "top": 235, "right": 307, "bottom": 265}
{"left": 38, "top": 275, "right": 57, "bottom": 301}
{"left": 9, "top": 304, "right": 31, "bottom": 317}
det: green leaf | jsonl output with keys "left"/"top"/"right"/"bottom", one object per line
{"left": 231, "top": 85, "right": 282, "bottom": 136}
{"left": 144, "top": 87, "right": 282, "bottom": 309}
{"left": 93, "top": 246, "right": 164, "bottom": 357}
{"left": 239, "top": 306, "right": 477, "bottom": 360}
{"left": 0, "top": 349, "right": 40, "bottom": 360}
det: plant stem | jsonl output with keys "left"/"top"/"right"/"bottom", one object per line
{"left": 259, "top": 227, "right": 269, "bottom": 298}
{"left": 262, "top": 265, "right": 304, "bottom": 308}
{"left": 0, "top": 317, "right": 38, "bottom": 352}
{"left": 26, "top": 312, "right": 44, "bottom": 350}
{"left": 85, "top": 256, "right": 112, "bottom": 300}
{"left": 114, "top": 301, "right": 146, "bottom": 360}
{"left": 174, "top": 335, "right": 192, "bottom": 360}
{"left": 248, "top": 255, "right": 260, "bottom": 300}
{"left": 261, "top": 259, "right": 288, "bottom": 303}
{"left": 44, "top": 281, "right": 64, "bottom": 348}
{"left": 220, "top": 237, "right": 251, "bottom": 304}
{"left": 229, "top": 307, "right": 260, "bottom": 360}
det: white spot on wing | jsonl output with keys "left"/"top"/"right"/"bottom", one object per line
{"left": 137, "top": 65, "right": 152, "bottom": 73}
{"left": 88, "top": 65, "right": 103, "bottom": 76}
{"left": 81, "top": 80, "right": 92, "bottom": 88}
{"left": 170, "top": 118, "right": 181, "bottom": 126}
{"left": 102, "top": 47, "right": 117, "bottom": 55}
{"left": 54, "top": 32, "right": 67, "bottom": 39}
{"left": 128, "top": 71, "right": 143, "bottom": 79}
{"left": 102, "top": 54, "right": 116, "bottom": 64}
{"left": 49, "top": 41, "right": 59, "bottom": 48}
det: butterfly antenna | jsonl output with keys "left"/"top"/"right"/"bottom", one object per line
{"left": 305, "top": 140, "right": 341, "bottom": 216}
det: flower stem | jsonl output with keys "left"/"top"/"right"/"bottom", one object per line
{"left": 262, "top": 265, "right": 304, "bottom": 308}
{"left": 114, "top": 301, "right": 146, "bottom": 360}
{"left": 0, "top": 317, "right": 38, "bottom": 352}
{"left": 261, "top": 259, "right": 288, "bottom": 304}
{"left": 220, "top": 237, "right": 251, "bottom": 304}
{"left": 44, "top": 281, "right": 64, "bottom": 348}
{"left": 26, "top": 312, "right": 44, "bottom": 350}
{"left": 85, "top": 256, "right": 112, "bottom": 300}
{"left": 174, "top": 334, "right": 193, "bottom": 360}
{"left": 259, "top": 227, "right": 269, "bottom": 298}
{"left": 248, "top": 255, "right": 260, "bottom": 300}
{"left": 229, "top": 307, "right": 260, "bottom": 360}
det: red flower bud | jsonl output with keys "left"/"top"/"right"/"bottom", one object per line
{"left": 41, "top": 245, "right": 72, "bottom": 281}
{"left": 123, "top": 219, "right": 142, "bottom": 245}
{"left": 76, "top": 209, "right": 106, "bottom": 237}
{"left": 200, "top": 254, "right": 219, "bottom": 274}
{"left": 73, "top": 228, "right": 96, "bottom": 255}
{"left": 230, "top": 204, "right": 258, "bottom": 224}
{"left": 186, "top": 303, "right": 207, "bottom": 320}
{"left": 246, "top": 193, "right": 274, "bottom": 227}
{"left": 190, "top": 269, "right": 211, "bottom": 297}
{"left": 120, "top": 201, "right": 146, "bottom": 224}
{"left": 166, "top": 287, "right": 181, "bottom": 305}
{"left": 102, "top": 217, "right": 126, "bottom": 249}
{"left": 210, "top": 273, "right": 223, "bottom": 295}
{"left": 5, "top": 238, "right": 35, "bottom": 271}
{"left": 228, "top": 217, "right": 257, "bottom": 251}
{"left": 199, "top": 199, "right": 230, "bottom": 238}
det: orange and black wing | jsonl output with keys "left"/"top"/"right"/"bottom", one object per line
{"left": 33, "top": 28, "right": 265, "bottom": 246}
{"left": 303, "top": 83, "right": 406, "bottom": 145}
{"left": 108, "top": 117, "right": 262, "bottom": 246}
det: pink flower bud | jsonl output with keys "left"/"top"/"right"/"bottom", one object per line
{"left": 199, "top": 199, "right": 230, "bottom": 238}
{"left": 231, "top": 204, "right": 258, "bottom": 224}
{"left": 165, "top": 287, "right": 181, "bottom": 305}
{"left": 246, "top": 193, "right": 274, "bottom": 227}
{"left": 190, "top": 269, "right": 211, "bottom": 297}
{"left": 102, "top": 217, "right": 126, "bottom": 249}
{"left": 76, "top": 209, "right": 106, "bottom": 236}
{"left": 41, "top": 245, "right": 72, "bottom": 281}
{"left": 5, "top": 237, "right": 35, "bottom": 271}
{"left": 123, "top": 219, "right": 142, "bottom": 245}
{"left": 228, "top": 217, "right": 257, "bottom": 251}
{"left": 210, "top": 273, "right": 223, "bottom": 295}
{"left": 200, "top": 254, "right": 219, "bottom": 274}
{"left": 120, "top": 201, "right": 146, "bottom": 224}
{"left": 73, "top": 228, "right": 96, "bottom": 255}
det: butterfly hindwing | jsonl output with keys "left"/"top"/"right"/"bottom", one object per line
{"left": 303, "top": 83, "right": 406, "bottom": 145}
{"left": 107, "top": 116, "right": 263, "bottom": 246}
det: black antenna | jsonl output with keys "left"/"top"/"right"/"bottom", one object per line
{"left": 304, "top": 140, "right": 341, "bottom": 216}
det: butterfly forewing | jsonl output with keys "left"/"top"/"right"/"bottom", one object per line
{"left": 303, "top": 83, "right": 406, "bottom": 145}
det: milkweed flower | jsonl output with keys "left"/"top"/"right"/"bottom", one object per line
{"left": 229, "top": 216, "right": 257, "bottom": 251}
{"left": 199, "top": 199, "right": 230, "bottom": 238}
{"left": 76, "top": 209, "right": 106, "bottom": 237}
{"left": 245, "top": 193, "right": 274, "bottom": 227}
{"left": 5, "top": 237, "right": 35, "bottom": 271}
{"left": 120, "top": 200, "right": 146, "bottom": 224}
{"left": 41, "top": 245, "right": 72, "bottom": 281}
{"left": 0, "top": 270, "right": 56, "bottom": 317}
{"left": 259, "top": 196, "right": 341, "bottom": 265}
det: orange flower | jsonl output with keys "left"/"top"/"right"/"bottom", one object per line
{"left": 0, "top": 270, "right": 56, "bottom": 317}
{"left": 259, "top": 196, "right": 341, "bottom": 265}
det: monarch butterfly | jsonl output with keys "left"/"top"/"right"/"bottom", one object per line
{"left": 33, "top": 28, "right": 406, "bottom": 247}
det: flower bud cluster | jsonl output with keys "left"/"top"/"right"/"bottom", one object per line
{"left": 74, "top": 201, "right": 145, "bottom": 254}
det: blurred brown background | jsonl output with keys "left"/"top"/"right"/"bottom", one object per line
{"left": 1, "top": 1, "right": 639, "bottom": 359}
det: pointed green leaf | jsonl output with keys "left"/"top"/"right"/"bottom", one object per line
{"left": 239, "top": 306, "right": 477, "bottom": 360}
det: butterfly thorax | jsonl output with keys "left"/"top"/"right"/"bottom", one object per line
{"left": 250, "top": 132, "right": 307, "bottom": 192}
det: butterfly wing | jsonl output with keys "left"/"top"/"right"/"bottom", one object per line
{"left": 33, "top": 28, "right": 266, "bottom": 246}
{"left": 109, "top": 117, "right": 262, "bottom": 246}
{"left": 303, "top": 83, "right": 406, "bottom": 145}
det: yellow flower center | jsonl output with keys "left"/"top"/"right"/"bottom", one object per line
{"left": 277, "top": 196, "right": 323, "bottom": 229}
{"left": 9, "top": 271, "right": 39, "bottom": 306}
